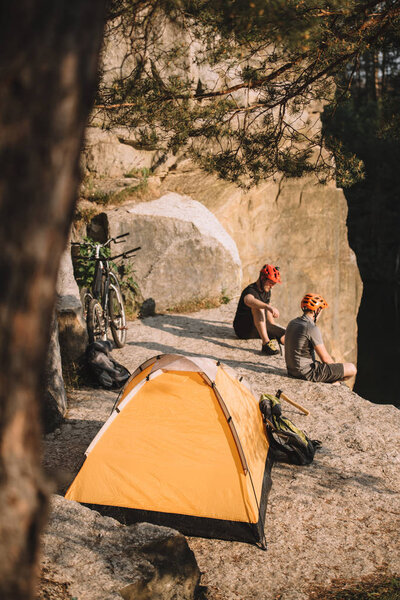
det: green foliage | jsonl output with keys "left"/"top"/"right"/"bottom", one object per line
{"left": 73, "top": 237, "right": 111, "bottom": 289}
{"left": 124, "top": 166, "right": 152, "bottom": 178}
{"left": 118, "top": 262, "right": 138, "bottom": 290}
{"left": 73, "top": 203, "right": 100, "bottom": 226}
{"left": 112, "top": 181, "right": 149, "bottom": 204}
{"left": 81, "top": 170, "right": 150, "bottom": 208}
{"left": 117, "top": 262, "right": 139, "bottom": 315}
{"left": 323, "top": 52, "right": 400, "bottom": 184}
{"left": 323, "top": 136, "right": 365, "bottom": 188}
{"left": 89, "top": 185, "right": 147, "bottom": 206}
{"left": 73, "top": 237, "right": 139, "bottom": 300}
{"left": 322, "top": 44, "right": 400, "bottom": 281}
{"left": 97, "top": 0, "right": 400, "bottom": 186}
{"left": 86, "top": 190, "right": 113, "bottom": 205}
{"left": 220, "top": 289, "right": 230, "bottom": 304}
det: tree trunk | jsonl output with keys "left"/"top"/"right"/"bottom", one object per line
{"left": 0, "top": 2, "right": 106, "bottom": 598}
{"left": 372, "top": 50, "right": 380, "bottom": 100}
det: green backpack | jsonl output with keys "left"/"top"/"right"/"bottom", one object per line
{"left": 259, "top": 393, "right": 321, "bottom": 465}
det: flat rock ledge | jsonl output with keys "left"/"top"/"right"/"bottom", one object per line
{"left": 42, "top": 302, "right": 400, "bottom": 600}
{"left": 40, "top": 495, "right": 201, "bottom": 600}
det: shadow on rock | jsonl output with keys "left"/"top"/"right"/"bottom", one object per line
{"left": 140, "top": 313, "right": 236, "bottom": 340}
{"left": 128, "top": 340, "right": 289, "bottom": 377}
{"left": 273, "top": 458, "right": 397, "bottom": 495}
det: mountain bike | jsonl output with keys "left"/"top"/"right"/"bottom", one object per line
{"left": 72, "top": 234, "right": 140, "bottom": 348}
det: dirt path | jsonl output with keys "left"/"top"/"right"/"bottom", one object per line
{"left": 43, "top": 302, "right": 400, "bottom": 600}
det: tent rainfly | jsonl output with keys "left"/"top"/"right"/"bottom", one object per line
{"left": 65, "top": 354, "right": 272, "bottom": 547}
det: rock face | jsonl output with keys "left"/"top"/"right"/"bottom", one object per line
{"left": 160, "top": 167, "right": 362, "bottom": 366}
{"left": 42, "top": 242, "right": 88, "bottom": 433}
{"left": 82, "top": 127, "right": 155, "bottom": 179}
{"left": 43, "top": 313, "right": 67, "bottom": 433}
{"left": 56, "top": 242, "right": 88, "bottom": 364}
{"left": 40, "top": 495, "right": 200, "bottom": 600}
{"left": 89, "top": 192, "right": 242, "bottom": 311}
{"left": 79, "top": 133, "right": 362, "bottom": 369}
{"left": 81, "top": 12, "right": 363, "bottom": 368}
{"left": 80, "top": 163, "right": 361, "bottom": 366}
{"left": 80, "top": 148, "right": 361, "bottom": 367}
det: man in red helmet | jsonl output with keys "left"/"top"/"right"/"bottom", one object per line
{"left": 233, "top": 264, "right": 286, "bottom": 356}
{"left": 284, "top": 293, "right": 357, "bottom": 383}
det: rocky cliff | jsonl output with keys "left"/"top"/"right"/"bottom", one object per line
{"left": 78, "top": 131, "right": 362, "bottom": 368}
{"left": 76, "top": 14, "right": 362, "bottom": 367}
{"left": 160, "top": 164, "right": 362, "bottom": 366}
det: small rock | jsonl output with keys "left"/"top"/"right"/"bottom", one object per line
{"left": 40, "top": 496, "right": 201, "bottom": 600}
{"left": 139, "top": 298, "right": 156, "bottom": 318}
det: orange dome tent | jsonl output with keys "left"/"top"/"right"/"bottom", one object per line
{"left": 65, "top": 354, "right": 272, "bottom": 546}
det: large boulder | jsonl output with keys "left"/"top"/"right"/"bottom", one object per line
{"left": 40, "top": 495, "right": 200, "bottom": 600}
{"left": 161, "top": 167, "right": 363, "bottom": 367}
{"left": 89, "top": 192, "right": 242, "bottom": 311}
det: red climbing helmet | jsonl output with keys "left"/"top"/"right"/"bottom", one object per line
{"left": 260, "top": 264, "right": 282, "bottom": 284}
{"left": 301, "top": 293, "right": 328, "bottom": 312}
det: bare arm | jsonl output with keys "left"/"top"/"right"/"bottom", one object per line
{"left": 244, "top": 294, "right": 279, "bottom": 318}
{"left": 314, "top": 343, "right": 334, "bottom": 364}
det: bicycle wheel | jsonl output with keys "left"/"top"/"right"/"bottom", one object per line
{"left": 87, "top": 298, "right": 106, "bottom": 343}
{"left": 79, "top": 287, "right": 92, "bottom": 320}
{"left": 109, "top": 283, "right": 127, "bottom": 347}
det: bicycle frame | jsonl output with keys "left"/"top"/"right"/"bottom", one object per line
{"left": 92, "top": 246, "right": 117, "bottom": 332}
{"left": 73, "top": 233, "right": 140, "bottom": 346}
{"left": 91, "top": 241, "right": 140, "bottom": 301}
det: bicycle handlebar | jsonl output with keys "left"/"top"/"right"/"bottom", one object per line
{"left": 113, "top": 232, "right": 129, "bottom": 244}
{"left": 76, "top": 246, "right": 141, "bottom": 262}
{"left": 71, "top": 232, "right": 130, "bottom": 249}
{"left": 123, "top": 246, "right": 141, "bottom": 257}
{"left": 110, "top": 246, "right": 141, "bottom": 261}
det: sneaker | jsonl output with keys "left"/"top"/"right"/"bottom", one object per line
{"left": 261, "top": 340, "right": 279, "bottom": 356}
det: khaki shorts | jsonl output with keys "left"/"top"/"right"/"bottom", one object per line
{"left": 303, "top": 361, "right": 344, "bottom": 383}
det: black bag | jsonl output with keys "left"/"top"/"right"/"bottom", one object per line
{"left": 86, "top": 341, "right": 130, "bottom": 389}
{"left": 259, "top": 393, "right": 321, "bottom": 465}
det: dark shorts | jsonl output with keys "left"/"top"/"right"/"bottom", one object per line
{"left": 234, "top": 320, "right": 286, "bottom": 342}
{"left": 303, "top": 361, "right": 344, "bottom": 383}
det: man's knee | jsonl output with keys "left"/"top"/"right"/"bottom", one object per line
{"left": 343, "top": 362, "right": 357, "bottom": 378}
{"left": 251, "top": 307, "right": 266, "bottom": 323}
